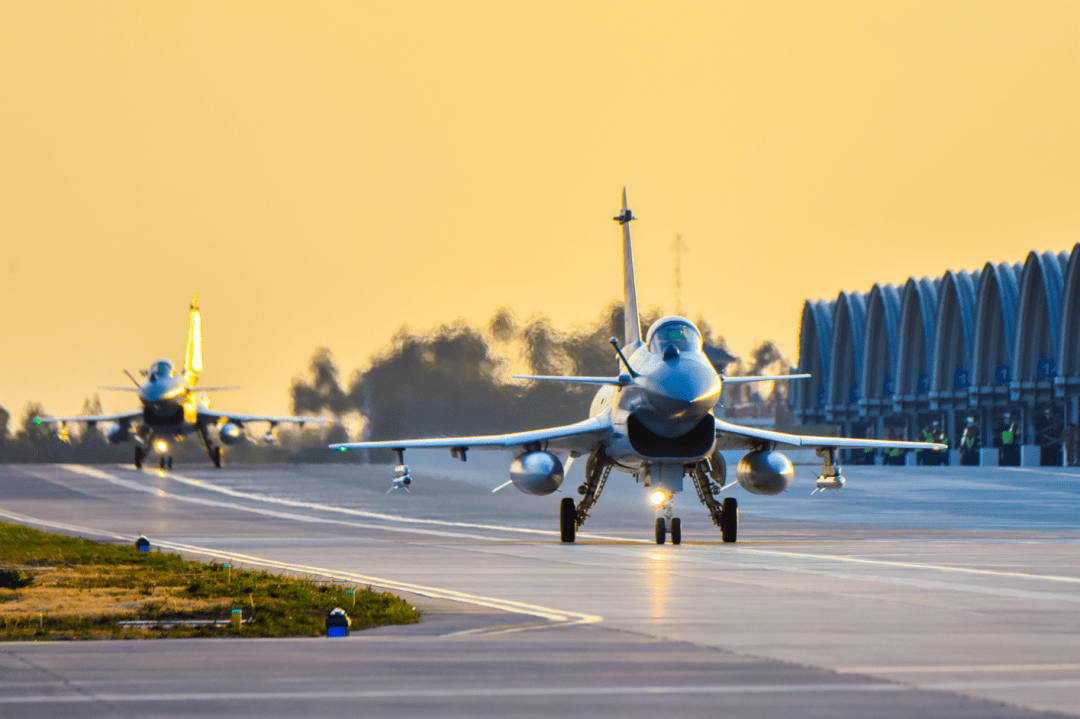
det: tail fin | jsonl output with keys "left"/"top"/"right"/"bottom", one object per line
{"left": 614, "top": 188, "right": 642, "bottom": 349}
{"left": 184, "top": 293, "right": 203, "bottom": 385}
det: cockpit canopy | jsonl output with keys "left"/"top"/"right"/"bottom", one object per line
{"left": 645, "top": 317, "right": 702, "bottom": 354}
{"left": 148, "top": 359, "right": 175, "bottom": 382}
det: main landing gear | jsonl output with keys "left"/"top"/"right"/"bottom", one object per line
{"left": 690, "top": 461, "right": 738, "bottom": 543}
{"left": 197, "top": 425, "right": 224, "bottom": 468}
{"left": 134, "top": 445, "right": 145, "bottom": 469}
{"left": 559, "top": 449, "right": 613, "bottom": 544}
{"left": 560, "top": 497, "right": 576, "bottom": 543}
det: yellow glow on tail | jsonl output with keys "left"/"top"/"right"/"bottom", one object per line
{"left": 185, "top": 293, "right": 203, "bottom": 385}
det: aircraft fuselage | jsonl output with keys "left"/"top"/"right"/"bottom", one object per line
{"left": 132, "top": 359, "right": 206, "bottom": 437}
{"left": 589, "top": 317, "right": 723, "bottom": 477}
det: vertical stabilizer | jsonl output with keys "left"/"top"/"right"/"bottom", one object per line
{"left": 184, "top": 293, "right": 203, "bottom": 385}
{"left": 614, "top": 188, "right": 641, "bottom": 348}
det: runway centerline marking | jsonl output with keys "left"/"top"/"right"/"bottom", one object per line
{"left": 564, "top": 544, "right": 1080, "bottom": 604}
{"left": 5, "top": 680, "right": 1080, "bottom": 704}
{"left": 0, "top": 682, "right": 911, "bottom": 703}
{"left": 62, "top": 464, "right": 644, "bottom": 544}
{"left": 837, "top": 663, "right": 1080, "bottom": 674}
{"left": 735, "top": 547, "right": 1080, "bottom": 585}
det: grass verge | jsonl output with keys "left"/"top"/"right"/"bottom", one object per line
{"left": 0, "top": 521, "right": 419, "bottom": 639}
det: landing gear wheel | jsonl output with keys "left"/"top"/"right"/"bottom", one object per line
{"left": 655, "top": 517, "right": 666, "bottom": 545}
{"left": 167, "top": 456, "right": 173, "bottom": 469}
{"left": 211, "top": 446, "right": 223, "bottom": 469}
{"left": 721, "top": 497, "right": 738, "bottom": 543}
{"left": 670, "top": 517, "right": 682, "bottom": 545}
{"left": 159, "top": 456, "right": 166, "bottom": 469}
{"left": 559, "top": 497, "right": 576, "bottom": 543}
{"left": 134, "top": 446, "right": 145, "bottom": 469}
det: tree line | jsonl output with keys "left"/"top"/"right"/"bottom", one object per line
{"left": 1, "top": 304, "right": 792, "bottom": 464}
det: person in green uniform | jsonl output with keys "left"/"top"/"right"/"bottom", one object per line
{"left": 959, "top": 416, "right": 979, "bottom": 465}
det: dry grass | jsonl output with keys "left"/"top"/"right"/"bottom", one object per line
{"left": 0, "top": 522, "right": 420, "bottom": 640}
{"left": 1, "top": 567, "right": 226, "bottom": 620}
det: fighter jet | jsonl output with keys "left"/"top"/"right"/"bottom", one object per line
{"left": 37, "top": 295, "right": 331, "bottom": 469}
{"left": 330, "top": 191, "right": 944, "bottom": 544}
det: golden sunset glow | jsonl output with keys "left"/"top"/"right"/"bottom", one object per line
{"left": 2, "top": 2, "right": 1077, "bottom": 419}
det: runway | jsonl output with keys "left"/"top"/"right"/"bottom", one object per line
{"left": 1, "top": 458, "right": 1078, "bottom": 718}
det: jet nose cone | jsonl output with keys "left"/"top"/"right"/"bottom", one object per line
{"left": 644, "top": 358, "right": 721, "bottom": 419}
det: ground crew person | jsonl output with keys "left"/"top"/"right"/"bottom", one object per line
{"left": 959, "top": 417, "right": 979, "bottom": 465}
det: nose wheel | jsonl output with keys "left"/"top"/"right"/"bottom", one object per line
{"left": 654, "top": 517, "right": 682, "bottom": 545}
{"left": 134, "top": 446, "right": 145, "bottom": 469}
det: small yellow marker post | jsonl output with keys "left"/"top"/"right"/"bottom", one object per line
{"left": 223, "top": 563, "right": 231, "bottom": 585}
{"left": 231, "top": 609, "right": 242, "bottom": 629}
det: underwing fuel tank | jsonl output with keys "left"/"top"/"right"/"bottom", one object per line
{"left": 104, "top": 423, "right": 131, "bottom": 444}
{"left": 509, "top": 451, "right": 564, "bottom": 496}
{"left": 736, "top": 450, "right": 795, "bottom": 495}
{"left": 219, "top": 422, "right": 245, "bottom": 445}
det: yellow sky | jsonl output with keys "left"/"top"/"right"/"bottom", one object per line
{"left": 2, "top": 1, "right": 1078, "bottom": 421}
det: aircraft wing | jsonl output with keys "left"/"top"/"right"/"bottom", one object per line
{"left": 34, "top": 411, "right": 143, "bottom": 425}
{"left": 329, "top": 414, "right": 613, "bottom": 455}
{"left": 713, "top": 418, "right": 948, "bottom": 452}
{"left": 198, "top": 410, "right": 333, "bottom": 426}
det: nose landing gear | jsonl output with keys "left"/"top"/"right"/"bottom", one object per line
{"left": 654, "top": 516, "right": 682, "bottom": 545}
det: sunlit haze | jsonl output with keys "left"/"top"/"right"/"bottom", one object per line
{"left": 2, "top": 2, "right": 1077, "bottom": 421}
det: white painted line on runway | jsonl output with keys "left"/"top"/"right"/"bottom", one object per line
{"left": 921, "top": 679, "right": 1080, "bottom": 692}
{"left": 0, "top": 506, "right": 601, "bottom": 628}
{"left": 838, "top": 663, "right": 1080, "bottom": 674}
{"left": 55, "top": 465, "right": 529, "bottom": 542}
{"left": 5, "top": 679, "right": 1079, "bottom": 704}
{"left": 62, "top": 464, "right": 642, "bottom": 543}
{"left": 0, "top": 682, "right": 912, "bottom": 703}
{"left": 0, "top": 508, "right": 131, "bottom": 543}
{"left": 736, "top": 547, "right": 1080, "bottom": 585}
{"left": 574, "top": 543, "right": 1080, "bottom": 604}
{"left": 1012, "top": 467, "right": 1080, "bottom": 480}
{"left": 160, "top": 468, "right": 560, "bottom": 535}
{"left": 158, "top": 467, "right": 646, "bottom": 543}
{"left": 153, "top": 538, "right": 603, "bottom": 627}
{"left": 445, "top": 621, "right": 557, "bottom": 636}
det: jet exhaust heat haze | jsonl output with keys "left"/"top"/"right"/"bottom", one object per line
{"left": 331, "top": 192, "right": 945, "bottom": 543}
